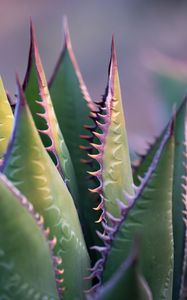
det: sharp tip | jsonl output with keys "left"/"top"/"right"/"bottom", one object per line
{"left": 29, "top": 19, "right": 37, "bottom": 50}
{"left": 63, "top": 15, "right": 71, "bottom": 48}
{"left": 111, "top": 35, "right": 117, "bottom": 65}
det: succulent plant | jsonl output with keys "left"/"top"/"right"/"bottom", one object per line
{"left": 0, "top": 19, "right": 187, "bottom": 300}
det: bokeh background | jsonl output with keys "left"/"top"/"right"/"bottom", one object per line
{"left": 1, "top": 0, "right": 187, "bottom": 153}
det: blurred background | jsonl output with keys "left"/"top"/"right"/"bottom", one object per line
{"left": 1, "top": 0, "right": 187, "bottom": 153}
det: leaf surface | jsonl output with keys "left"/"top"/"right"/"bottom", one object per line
{"left": 0, "top": 173, "right": 59, "bottom": 300}
{"left": 49, "top": 19, "right": 102, "bottom": 258}
{"left": 89, "top": 38, "right": 134, "bottom": 219}
{"left": 102, "top": 125, "right": 174, "bottom": 300}
{"left": 2, "top": 80, "right": 90, "bottom": 300}
{"left": 23, "top": 22, "right": 78, "bottom": 205}
{"left": 133, "top": 99, "right": 187, "bottom": 299}
{"left": 93, "top": 244, "right": 153, "bottom": 300}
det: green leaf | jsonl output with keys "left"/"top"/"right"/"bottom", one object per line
{"left": 174, "top": 104, "right": 187, "bottom": 300}
{"left": 133, "top": 98, "right": 187, "bottom": 299}
{"left": 89, "top": 38, "right": 134, "bottom": 218}
{"left": 94, "top": 244, "right": 153, "bottom": 300}
{"left": 2, "top": 79, "right": 90, "bottom": 300}
{"left": 23, "top": 22, "right": 79, "bottom": 206}
{"left": 0, "top": 173, "right": 59, "bottom": 299}
{"left": 172, "top": 102, "right": 186, "bottom": 300}
{"left": 0, "top": 77, "right": 14, "bottom": 161}
{"left": 49, "top": 18, "right": 102, "bottom": 258}
{"left": 102, "top": 125, "right": 174, "bottom": 300}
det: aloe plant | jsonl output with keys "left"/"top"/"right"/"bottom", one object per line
{"left": 0, "top": 20, "right": 187, "bottom": 300}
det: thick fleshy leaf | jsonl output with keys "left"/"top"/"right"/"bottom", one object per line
{"left": 88, "top": 38, "right": 134, "bottom": 219}
{"left": 49, "top": 19, "right": 103, "bottom": 259}
{"left": 0, "top": 77, "right": 14, "bottom": 162}
{"left": 0, "top": 173, "right": 59, "bottom": 299}
{"left": 172, "top": 102, "right": 186, "bottom": 299}
{"left": 2, "top": 80, "right": 90, "bottom": 300}
{"left": 23, "top": 22, "right": 78, "bottom": 205}
{"left": 133, "top": 98, "right": 187, "bottom": 299}
{"left": 92, "top": 244, "right": 153, "bottom": 300}
{"left": 177, "top": 108, "right": 187, "bottom": 300}
{"left": 102, "top": 124, "right": 174, "bottom": 300}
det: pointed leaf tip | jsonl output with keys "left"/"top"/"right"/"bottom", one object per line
{"left": 111, "top": 35, "right": 117, "bottom": 67}
{"left": 30, "top": 18, "right": 36, "bottom": 47}
{"left": 63, "top": 15, "right": 71, "bottom": 47}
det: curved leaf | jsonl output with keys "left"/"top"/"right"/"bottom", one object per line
{"left": 2, "top": 80, "right": 90, "bottom": 299}
{"left": 102, "top": 125, "right": 174, "bottom": 300}
{"left": 22, "top": 22, "right": 78, "bottom": 206}
{"left": 0, "top": 77, "right": 14, "bottom": 162}
{"left": 133, "top": 98, "right": 187, "bottom": 299}
{"left": 88, "top": 38, "right": 134, "bottom": 219}
{"left": 0, "top": 173, "right": 59, "bottom": 299}
{"left": 49, "top": 18, "right": 102, "bottom": 259}
{"left": 93, "top": 244, "right": 153, "bottom": 300}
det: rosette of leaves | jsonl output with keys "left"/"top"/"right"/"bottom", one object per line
{"left": 0, "top": 19, "right": 187, "bottom": 300}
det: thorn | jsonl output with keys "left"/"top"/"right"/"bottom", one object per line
{"left": 58, "top": 287, "right": 65, "bottom": 294}
{"left": 55, "top": 268, "right": 64, "bottom": 275}
{"left": 106, "top": 211, "right": 121, "bottom": 225}
{"left": 46, "top": 145, "right": 55, "bottom": 152}
{"left": 63, "top": 15, "right": 71, "bottom": 50}
{"left": 95, "top": 120, "right": 108, "bottom": 132}
{"left": 35, "top": 100, "right": 45, "bottom": 108}
{"left": 90, "top": 142, "right": 104, "bottom": 152}
{"left": 49, "top": 236, "right": 57, "bottom": 249}
{"left": 36, "top": 112, "right": 47, "bottom": 120}
{"left": 88, "top": 185, "right": 102, "bottom": 194}
{"left": 44, "top": 227, "right": 50, "bottom": 235}
{"left": 93, "top": 201, "right": 104, "bottom": 211}
{"left": 102, "top": 221, "right": 115, "bottom": 233}
{"left": 56, "top": 278, "right": 64, "bottom": 284}
{"left": 38, "top": 128, "right": 50, "bottom": 135}
{"left": 137, "top": 175, "right": 144, "bottom": 182}
{"left": 53, "top": 256, "right": 62, "bottom": 265}
{"left": 96, "top": 230, "right": 111, "bottom": 242}
{"left": 123, "top": 191, "right": 135, "bottom": 206}
{"left": 92, "top": 131, "right": 105, "bottom": 142}
{"left": 116, "top": 199, "right": 128, "bottom": 215}
{"left": 88, "top": 153, "right": 103, "bottom": 163}
{"left": 80, "top": 135, "right": 93, "bottom": 142}
{"left": 79, "top": 145, "right": 92, "bottom": 151}
{"left": 87, "top": 169, "right": 102, "bottom": 177}
{"left": 83, "top": 124, "right": 96, "bottom": 131}
{"left": 95, "top": 213, "right": 104, "bottom": 223}
{"left": 91, "top": 245, "right": 108, "bottom": 254}
{"left": 37, "top": 215, "right": 44, "bottom": 225}
{"left": 80, "top": 158, "right": 92, "bottom": 165}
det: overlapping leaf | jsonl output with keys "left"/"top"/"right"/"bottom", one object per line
{"left": 133, "top": 98, "right": 187, "bottom": 299}
{"left": 49, "top": 19, "right": 102, "bottom": 259}
{"left": 102, "top": 124, "right": 174, "bottom": 300}
{"left": 23, "top": 22, "right": 78, "bottom": 205}
{"left": 0, "top": 173, "right": 59, "bottom": 299}
{"left": 93, "top": 244, "right": 153, "bottom": 300}
{"left": 88, "top": 38, "right": 134, "bottom": 219}
{"left": 2, "top": 80, "right": 90, "bottom": 299}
